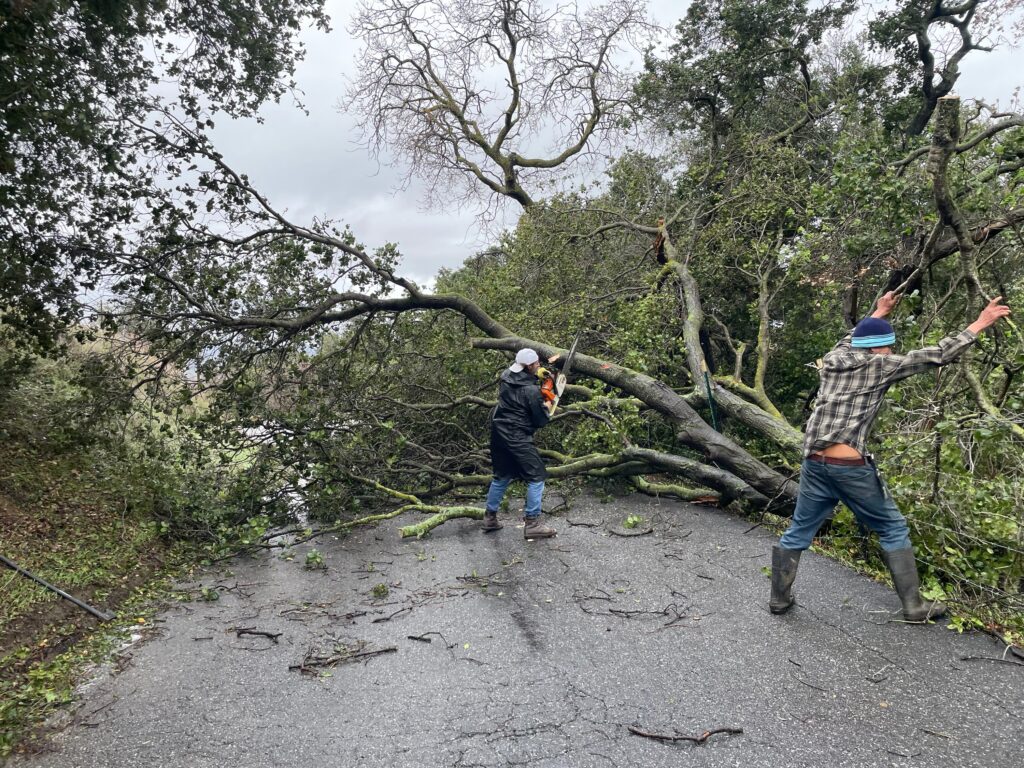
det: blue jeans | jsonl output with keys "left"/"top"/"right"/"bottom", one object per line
{"left": 485, "top": 477, "right": 544, "bottom": 518}
{"left": 779, "top": 459, "right": 911, "bottom": 552}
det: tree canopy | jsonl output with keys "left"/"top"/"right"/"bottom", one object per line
{"left": 3, "top": 0, "right": 1023, "bottom": 629}
{"left": 0, "top": 0, "right": 329, "bottom": 352}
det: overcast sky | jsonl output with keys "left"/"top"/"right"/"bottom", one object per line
{"left": 209, "top": 0, "right": 1022, "bottom": 286}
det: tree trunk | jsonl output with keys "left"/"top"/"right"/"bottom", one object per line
{"left": 929, "top": 95, "right": 985, "bottom": 313}
{"left": 471, "top": 336, "right": 799, "bottom": 503}
{"left": 659, "top": 235, "right": 803, "bottom": 457}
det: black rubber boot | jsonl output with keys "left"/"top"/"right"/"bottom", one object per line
{"left": 482, "top": 511, "right": 503, "bottom": 532}
{"left": 769, "top": 546, "right": 801, "bottom": 614}
{"left": 881, "top": 547, "right": 947, "bottom": 622}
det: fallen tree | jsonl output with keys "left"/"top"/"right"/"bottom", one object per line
{"left": 99, "top": 94, "right": 1021, "bottom": 535}
{"left": 58, "top": 2, "right": 1019, "bottom": 629}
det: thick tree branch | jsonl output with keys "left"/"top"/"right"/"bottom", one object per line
{"left": 894, "top": 115, "right": 1024, "bottom": 169}
{"left": 929, "top": 96, "right": 987, "bottom": 310}
{"left": 471, "top": 335, "right": 799, "bottom": 502}
{"left": 658, "top": 231, "right": 803, "bottom": 456}
{"left": 904, "top": 0, "right": 987, "bottom": 136}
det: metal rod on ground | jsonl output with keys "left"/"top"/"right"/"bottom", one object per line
{"left": 0, "top": 553, "right": 115, "bottom": 622}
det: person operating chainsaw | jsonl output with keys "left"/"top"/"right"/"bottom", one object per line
{"left": 482, "top": 348, "right": 557, "bottom": 539}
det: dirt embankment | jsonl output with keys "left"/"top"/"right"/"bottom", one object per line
{"left": 0, "top": 465, "right": 167, "bottom": 680}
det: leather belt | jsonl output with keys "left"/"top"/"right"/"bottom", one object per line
{"left": 806, "top": 453, "right": 867, "bottom": 466}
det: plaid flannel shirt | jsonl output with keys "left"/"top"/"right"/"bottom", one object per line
{"left": 803, "top": 328, "right": 978, "bottom": 457}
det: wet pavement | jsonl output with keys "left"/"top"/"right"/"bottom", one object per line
{"left": 9, "top": 493, "right": 1023, "bottom": 767}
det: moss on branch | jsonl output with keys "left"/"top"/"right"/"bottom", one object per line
{"left": 398, "top": 506, "right": 484, "bottom": 538}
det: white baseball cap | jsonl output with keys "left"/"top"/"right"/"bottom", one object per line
{"left": 509, "top": 348, "right": 539, "bottom": 372}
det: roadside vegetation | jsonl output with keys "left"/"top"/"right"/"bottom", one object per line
{"left": 0, "top": 334, "right": 272, "bottom": 756}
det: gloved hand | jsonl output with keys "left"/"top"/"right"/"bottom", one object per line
{"left": 536, "top": 367, "right": 557, "bottom": 403}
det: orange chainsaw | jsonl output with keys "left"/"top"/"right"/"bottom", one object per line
{"left": 537, "top": 332, "right": 581, "bottom": 415}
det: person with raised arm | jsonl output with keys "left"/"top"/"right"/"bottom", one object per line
{"left": 770, "top": 293, "right": 1011, "bottom": 621}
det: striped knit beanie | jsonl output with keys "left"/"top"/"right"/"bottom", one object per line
{"left": 851, "top": 317, "right": 896, "bottom": 348}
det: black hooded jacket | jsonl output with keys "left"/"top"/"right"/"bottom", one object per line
{"left": 489, "top": 367, "right": 550, "bottom": 482}
{"left": 492, "top": 368, "right": 550, "bottom": 438}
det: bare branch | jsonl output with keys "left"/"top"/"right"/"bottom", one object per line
{"left": 344, "top": 0, "right": 654, "bottom": 209}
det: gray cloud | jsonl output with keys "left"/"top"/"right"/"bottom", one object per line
{"left": 209, "top": 0, "right": 492, "bottom": 281}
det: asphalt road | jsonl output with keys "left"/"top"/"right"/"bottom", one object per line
{"left": 9, "top": 493, "right": 1023, "bottom": 767}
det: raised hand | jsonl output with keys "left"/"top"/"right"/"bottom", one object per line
{"left": 966, "top": 296, "right": 1011, "bottom": 335}
{"left": 872, "top": 291, "right": 900, "bottom": 318}
{"left": 975, "top": 296, "right": 1011, "bottom": 329}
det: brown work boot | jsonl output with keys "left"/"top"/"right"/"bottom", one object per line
{"left": 482, "top": 511, "right": 503, "bottom": 532}
{"left": 523, "top": 517, "right": 556, "bottom": 539}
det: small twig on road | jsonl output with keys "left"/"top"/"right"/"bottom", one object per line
{"left": 77, "top": 698, "right": 118, "bottom": 728}
{"left": 457, "top": 571, "right": 508, "bottom": 588}
{"left": 280, "top": 601, "right": 357, "bottom": 623}
{"left": 866, "top": 663, "right": 892, "bottom": 683}
{"left": 217, "top": 581, "right": 265, "bottom": 592}
{"left": 661, "top": 603, "right": 696, "bottom": 628}
{"left": 290, "top": 644, "right": 398, "bottom": 675}
{"left": 627, "top": 725, "right": 743, "bottom": 744}
{"left": 959, "top": 655, "right": 1024, "bottom": 667}
{"left": 609, "top": 607, "right": 662, "bottom": 619}
{"left": 574, "top": 588, "right": 613, "bottom": 602}
{"left": 976, "top": 628, "right": 1024, "bottom": 660}
{"left": 232, "top": 627, "right": 283, "bottom": 643}
{"left": 793, "top": 674, "right": 828, "bottom": 693}
{"left": 372, "top": 605, "right": 414, "bottom": 624}
{"left": 407, "top": 631, "right": 454, "bottom": 647}
{"left": 407, "top": 631, "right": 457, "bottom": 659}
{"left": 574, "top": 591, "right": 697, "bottom": 627}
